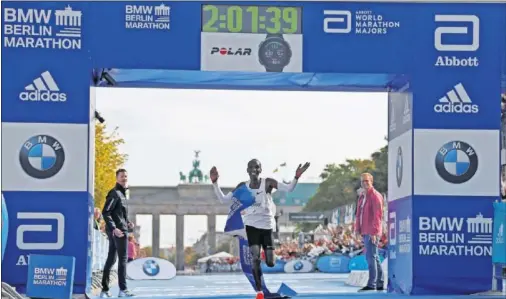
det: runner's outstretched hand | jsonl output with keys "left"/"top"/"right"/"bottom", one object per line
{"left": 295, "top": 162, "right": 310, "bottom": 179}
{"left": 210, "top": 166, "right": 219, "bottom": 183}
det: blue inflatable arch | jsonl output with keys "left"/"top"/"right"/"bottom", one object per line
{"left": 1, "top": 0, "right": 505, "bottom": 296}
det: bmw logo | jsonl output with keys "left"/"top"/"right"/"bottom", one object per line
{"left": 142, "top": 259, "right": 160, "bottom": 276}
{"left": 293, "top": 261, "right": 303, "bottom": 271}
{"left": 435, "top": 141, "right": 478, "bottom": 184}
{"left": 396, "top": 146, "right": 403, "bottom": 187}
{"left": 19, "top": 135, "right": 65, "bottom": 179}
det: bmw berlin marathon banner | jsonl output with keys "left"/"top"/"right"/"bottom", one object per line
{"left": 1, "top": 0, "right": 505, "bottom": 297}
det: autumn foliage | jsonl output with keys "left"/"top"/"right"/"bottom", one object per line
{"left": 94, "top": 123, "right": 128, "bottom": 210}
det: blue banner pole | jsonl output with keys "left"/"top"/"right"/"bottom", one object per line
{"left": 492, "top": 201, "right": 506, "bottom": 293}
{"left": 492, "top": 201, "right": 506, "bottom": 264}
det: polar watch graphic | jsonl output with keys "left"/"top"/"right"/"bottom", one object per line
{"left": 258, "top": 34, "right": 292, "bottom": 72}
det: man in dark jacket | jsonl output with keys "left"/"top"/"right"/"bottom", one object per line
{"left": 100, "top": 169, "right": 135, "bottom": 298}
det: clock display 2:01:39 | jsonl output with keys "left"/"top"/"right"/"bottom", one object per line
{"left": 202, "top": 5, "right": 301, "bottom": 34}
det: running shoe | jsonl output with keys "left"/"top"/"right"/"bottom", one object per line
{"left": 358, "top": 286, "right": 376, "bottom": 292}
{"left": 118, "top": 289, "right": 135, "bottom": 297}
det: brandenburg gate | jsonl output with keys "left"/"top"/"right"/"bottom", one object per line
{"left": 127, "top": 151, "right": 231, "bottom": 270}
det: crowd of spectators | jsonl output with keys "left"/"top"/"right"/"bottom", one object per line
{"left": 203, "top": 256, "right": 242, "bottom": 273}
{"left": 272, "top": 223, "right": 387, "bottom": 263}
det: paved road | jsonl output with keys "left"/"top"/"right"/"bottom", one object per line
{"left": 96, "top": 273, "right": 504, "bottom": 299}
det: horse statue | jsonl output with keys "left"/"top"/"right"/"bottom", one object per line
{"left": 179, "top": 171, "right": 187, "bottom": 183}
{"left": 188, "top": 159, "right": 203, "bottom": 183}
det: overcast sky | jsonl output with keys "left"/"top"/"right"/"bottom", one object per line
{"left": 96, "top": 87, "right": 387, "bottom": 248}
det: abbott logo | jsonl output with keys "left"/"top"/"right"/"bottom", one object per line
{"left": 434, "top": 15, "right": 479, "bottom": 67}
{"left": 19, "top": 71, "right": 67, "bottom": 102}
{"left": 16, "top": 212, "right": 64, "bottom": 250}
{"left": 323, "top": 10, "right": 351, "bottom": 33}
{"left": 434, "top": 83, "right": 479, "bottom": 114}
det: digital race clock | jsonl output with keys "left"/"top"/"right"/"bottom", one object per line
{"left": 202, "top": 5, "right": 302, "bottom": 34}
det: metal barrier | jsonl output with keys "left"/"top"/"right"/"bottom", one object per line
{"left": 92, "top": 228, "right": 117, "bottom": 272}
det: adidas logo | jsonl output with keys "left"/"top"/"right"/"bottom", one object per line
{"left": 433, "top": 83, "right": 478, "bottom": 114}
{"left": 19, "top": 71, "right": 67, "bottom": 102}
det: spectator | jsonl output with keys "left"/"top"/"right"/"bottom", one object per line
{"left": 314, "top": 218, "right": 332, "bottom": 242}
{"left": 100, "top": 169, "right": 135, "bottom": 298}
{"left": 134, "top": 241, "right": 141, "bottom": 258}
{"left": 298, "top": 231, "right": 304, "bottom": 249}
{"left": 354, "top": 172, "right": 384, "bottom": 292}
{"left": 94, "top": 207, "right": 103, "bottom": 230}
{"left": 127, "top": 234, "right": 137, "bottom": 262}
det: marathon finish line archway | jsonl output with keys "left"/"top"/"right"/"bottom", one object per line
{"left": 1, "top": 0, "right": 505, "bottom": 296}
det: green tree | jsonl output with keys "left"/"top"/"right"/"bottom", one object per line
{"left": 303, "top": 145, "right": 388, "bottom": 215}
{"left": 142, "top": 246, "right": 152, "bottom": 257}
{"left": 184, "top": 247, "right": 204, "bottom": 266}
{"left": 369, "top": 146, "right": 388, "bottom": 195}
{"left": 94, "top": 123, "right": 128, "bottom": 209}
{"left": 184, "top": 247, "right": 196, "bottom": 265}
{"left": 167, "top": 252, "right": 176, "bottom": 264}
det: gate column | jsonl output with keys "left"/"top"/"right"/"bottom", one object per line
{"left": 152, "top": 212, "right": 160, "bottom": 258}
{"left": 207, "top": 214, "right": 216, "bottom": 255}
{"left": 176, "top": 214, "right": 185, "bottom": 271}
{"left": 387, "top": 7, "right": 504, "bottom": 295}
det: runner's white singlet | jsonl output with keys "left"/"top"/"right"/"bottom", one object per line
{"left": 242, "top": 178, "right": 276, "bottom": 230}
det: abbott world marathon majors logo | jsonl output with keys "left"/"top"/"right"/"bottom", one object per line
{"left": 434, "top": 83, "right": 478, "bottom": 114}
{"left": 125, "top": 4, "right": 170, "bottom": 30}
{"left": 19, "top": 135, "right": 65, "bottom": 179}
{"left": 3, "top": 5, "right": 82, "bottom": 50}
{"left": 323, "top": 9, "right": 400, "bottom": 35}
{"left": 434, "top": 15, "right": 479, "bottom": 68}
{"left": 19, "top": 71, "right": 67, "bottom": 102}
{"left": 419, "top": 213, "right": 493, "bottom": 256}
{"left": 33, "top": 266, "right": 68, "bottom": 286}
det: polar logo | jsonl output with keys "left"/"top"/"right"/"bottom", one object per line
{"left": 434, "top": 15, "right": 479, "bottom": 67}
{"left": 19, "top": 71, "right": 67, "bottom": 102}
{"left": 434, "top": 83, "right": 478, "bottom": 114}
{"left": 16, "top": 212, "right": 65, "bottom": 250}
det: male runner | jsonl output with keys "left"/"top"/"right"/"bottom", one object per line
{"left": 210, "top": 159, "right": 310, "bottom": 299}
